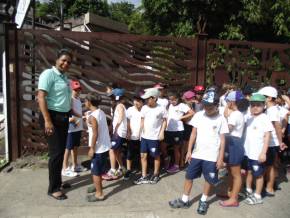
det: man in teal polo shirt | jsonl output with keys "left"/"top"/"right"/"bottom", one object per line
{"left": 38, "top": 49, "right": 72, "bottom": 200}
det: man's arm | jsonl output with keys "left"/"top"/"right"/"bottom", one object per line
{"left": 37, "top": 90, "right": 53, "bottom": 135}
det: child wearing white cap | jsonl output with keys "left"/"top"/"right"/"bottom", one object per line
{"left": 258, "top": 86, "right": 287, "bottom": 196}
{"left": 134, "top": 88, "right": 167, "bottom": 185}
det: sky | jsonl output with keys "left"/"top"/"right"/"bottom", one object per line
{"left": 39, "top": 0, "right": 142, "bottom": 7}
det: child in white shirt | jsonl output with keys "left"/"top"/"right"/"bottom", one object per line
{"left": 243, "top": 94, "right": 272, "bottom": 205}
{"left": 258, "top": 86, "right": 286, "bottom": 196}
{"left": 165, "top": 91, "right": 194, "bottom": 173}
{"left": 85, "top": 93, "right": 111, "bottom": 202}
{"left": 134, "top": 88, "right": 167, "bottom": 185}
{"left": 124, "top": 94, "right": 144, "bottom": 180}
{"left": 169, "top": 91, "right": 229, "bottom": 215}
{"left": 219, "top": 91, "right": 245, "bottom": 207}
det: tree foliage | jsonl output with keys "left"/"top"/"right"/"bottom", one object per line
{"left": 35, "top": 0, "right": 290, "bottom": 42}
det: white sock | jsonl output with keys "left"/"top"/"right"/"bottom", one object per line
{"left": 246, "top": 188, "right": 253, "bottom": 193}
{"left": 254, "top": 193, "right": 261, "bottom": 199}
{"left": 181, "top": 194, "right": 189, "bottom": 203}
{"left": 200, "top": 194, "right": 208, "bottom": 202}
{"left": 111, "top": 168, "right": 116, "bottom": 173}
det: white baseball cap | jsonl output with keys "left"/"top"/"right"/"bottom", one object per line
{"left": 257, "top": 86, "right": 278, "bottom": 98}
{"left": 141, "top": 88, "right": 160, "bottom": 99}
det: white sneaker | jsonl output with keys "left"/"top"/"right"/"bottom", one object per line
{"left": 62, "top": 168, "right": 78, "bottom": 177}
{"left": 73, "top": 164, "right": 87, "bottom": 172}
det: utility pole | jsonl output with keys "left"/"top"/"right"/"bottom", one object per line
{"left": 60, "top": 0, "right": 64, "bottom": 31}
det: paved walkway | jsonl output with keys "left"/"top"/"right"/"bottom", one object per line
{"left": 0, "top": 166, "right": 290, "bottom": 218}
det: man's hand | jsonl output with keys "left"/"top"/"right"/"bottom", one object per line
{"left": 45, "top": 120, "right": 54, "bottom": 136}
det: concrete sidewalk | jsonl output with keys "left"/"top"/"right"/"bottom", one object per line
{"left": 0, "top": 167, "right": 290, "bottom": 218}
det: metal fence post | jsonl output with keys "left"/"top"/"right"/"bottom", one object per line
{"left": 4, "top": 22, "right": 21, "bottom": 161}
{"left": 195, "top": 33, "right": 208, "bottom": 86}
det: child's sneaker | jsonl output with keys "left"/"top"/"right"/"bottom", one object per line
{"left": 62, "top": 168, "right": 78, "bottom": 177}
{"left": 134, "top": 176, "right": 150, "bottom": 185}
{"left": 150, "top": 174, "right": 160, "bottom": 184}
{"left": 116, "top": 166, "right": 126, "bottom": 177}
{"left": 197, "top": 200, "right": 209, "bottom": 215}
{"left": 244, "top": 194, "right": 263, "bottom": 205}
{"left": 123, "top": 170, "right": 132, "bottom": 180}
{"left": 169, "top": 198, "right": 190, "bottom": 208}
{"left": 102, "top": 169, "right": 118, "bottom": 180}
{"left": 73, "top": 164, "right": 87, "bottom": 172}
{"left": 167, "top": 165, "right": 180, "bottom": 173}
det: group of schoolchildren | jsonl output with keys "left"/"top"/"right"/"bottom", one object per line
{"left": 62, "top": 79, "right": 290, "bottom": 214}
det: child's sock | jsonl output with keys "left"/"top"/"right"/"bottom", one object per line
{"left": 254, "top": 193, "right": 261, "bottom": 199}
{"left": 111, "top": 168, "right": 116, "bottom": 173}
{"left": 181, "top": 194, "right": 189, "bottom": 203}
{"left": 200, "top": 194, "right": 208, "bottom": 202}
{"left": 246, "top": 187, "right": 253, "bottom": 194}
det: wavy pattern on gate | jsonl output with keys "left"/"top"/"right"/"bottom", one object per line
{"left": 17, "top": 30, "right": 195, "bottom": 154}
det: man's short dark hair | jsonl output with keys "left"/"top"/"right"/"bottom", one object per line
{"left": 57, "top": 48, "right": 73, "bottom": 59}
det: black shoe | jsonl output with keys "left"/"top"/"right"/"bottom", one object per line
{"left": 197, "top": 200, "right": 208, "bottom": 215}
{"left": 169, "top": 198, "right": 190, "bottom": 209}
{"left": 124, "top": 170, "right": 132, "bottom": 180}
{"left": 150, "top": 174, "right": 160, "bottom": 184}
{"left": 134, "top": 176, "right": 150, "bottom": 185}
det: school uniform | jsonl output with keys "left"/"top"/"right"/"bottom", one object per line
{"left": 140, "top": 105, "right": 167, "bottom": 157}
{"left": 126, "top": 106, "right": 142, "bottom": 160}
{"left": 165, "top": 103, "right": 190, "bottom": 146}
{"left": 112, "top": 103, "right": 127, "bottom": 150}
{"left": 88, "top": 109, "right": 111, "bottom": 176}
{"left": 66, "top": 97, "right": 83, "bottom": 149}
{"left": 185, "top": 111, "right": 229, "bottom": 185}
{"left": 244, "top": 113, "right": 274, "bottom": 177}
{"left": 224, "top": 111, "right": 245, "bottom": 165}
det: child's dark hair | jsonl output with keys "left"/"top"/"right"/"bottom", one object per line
{"left": 57, "top": 48, "right": 73, "bottom": 59}
{"left": 167, "top": 91, "right": 180, "bottom": 99}
{"left": 85, "top": 92, "right": 102, "bottom": 107}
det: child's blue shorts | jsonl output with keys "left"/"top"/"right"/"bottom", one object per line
{"left": 164, "top": 131, "right": 184, "bottom": 146}
{"left": 91, "top": 152, "right": 108, "bottom": 176}
{"left": 247, "top": 158, "right": 265, "bottom": 177}
{"left": 140, "top": 138, "right": 160, "bottom": 157}
{"left": 185, "top": 158, "right": 219, "bottom": 185}
{"left": 66, "top": 131, "right": 82, "bottom": 150}
{"left": 111, "top": 135, "right": 126, "bottom": 150}
{"left": 265, "top": 147, "right": 278, "bottom": 166}
{"left": 224, "top": 136, "right": 245, "bottom": 166}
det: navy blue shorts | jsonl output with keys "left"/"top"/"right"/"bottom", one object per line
{"left": 247, "top": 159, "right": 265, "bottom": 177}
{"left": 111, "top": 135, "right": 126, "bottom": 150}
{"left": 127, "top": 140, "right": 140, "bottom": 160}
{"left": 91, "top": 152, "right": 108, "bottom": 176}
{"left": 183, "top": 124, "right": 192, "bottom": 141}
{"left": 224, "top": 136, "right": 245, "bottom": 166}
{"left": 185, "top": 158, "right": 219, "bottom": 185}
{"left": 140, "top": 138, "right": 160, "bottom": 158}
{"left": 66, "top": 131, "right": 82, "bottom": 150}
{"left": 241, "top": 156, "right": 248, "bottom": 170}
{"left": 265, "top": 147, "right": 278, "bottom": 166}
{"left": 165, "top": 131, "right": 184, "bottom": 146}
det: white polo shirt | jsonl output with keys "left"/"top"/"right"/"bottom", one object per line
{"left": 126, "top": 106, "right": 142, "bottom": 140}
{"left": 141, "top": 105, "right": 167, "bottom": 140}
{"left": 189, "top": 111, "right": 229, "bottom": 162}
{"left": 166, "top": 103, "right": 190, "bottom": 131}
{"left": 244, "top": 113, "right": 274, "bottom": 160}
